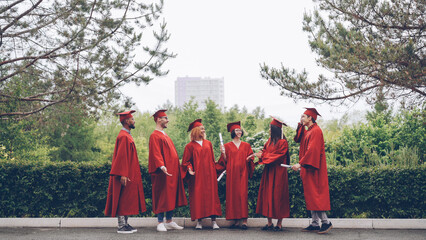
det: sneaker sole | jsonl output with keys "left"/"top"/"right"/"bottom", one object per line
{"left": 117, "top": 231, "right": 134, "bottom": 234}
{"left": 301, "top": 229, "right": 319, "bottom": 232}
{"left": 318, "top": 225, "right": 333, "bottom": 234}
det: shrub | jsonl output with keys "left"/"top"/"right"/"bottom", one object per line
{"left": 0, "top": 160, "right": 424, "bottom": 218}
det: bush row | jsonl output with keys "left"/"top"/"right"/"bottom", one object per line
{"left": 0, "top": 160, "right": 424, "bottom": 218}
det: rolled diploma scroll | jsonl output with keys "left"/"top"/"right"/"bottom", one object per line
{"left": 281, "top": 163, "right": 300, "bottom": 171}
{"left": 217, "top": 133, "right": 226, "bottom": 181}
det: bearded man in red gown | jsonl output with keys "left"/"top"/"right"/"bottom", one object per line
{"left": 105, "top": 110, "right": 146, "bottom": 234}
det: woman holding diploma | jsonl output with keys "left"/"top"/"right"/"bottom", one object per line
{"left": 216, "top": 121, "right": 254, "bottom": 229}
{"left": 249, "top": 117, "right": 290, "bottom": 231}
{"left": 181, "top": 119, "right": 222, "bottom": 230}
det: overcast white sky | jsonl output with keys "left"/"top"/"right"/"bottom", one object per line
{"left": 121, "top": 0, "right": 368, "bottom": 126}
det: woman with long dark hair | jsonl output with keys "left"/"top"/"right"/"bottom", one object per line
{"left": 249, "top": 117, "right": 290, "bottom": 231}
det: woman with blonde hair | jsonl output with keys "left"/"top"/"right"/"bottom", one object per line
{"left": 181, "top": 119, "right": 222, "bottom": 230}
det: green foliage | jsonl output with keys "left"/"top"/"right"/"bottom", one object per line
{"left": 0, "top": 117, "right": 54, "bottom": 162}
{"left": 166, "top": 99, "right": 202, "bottom": 159}
{"left": 260, "top": 0, "right": 425, "bottom": 106}
{"left": 0, "top": 102, "right": 106, "bottom": 162}
{"left": 202, "top": 100, "right": 226, "bottom": 158}
{"left": 329, "top": 166, "right": 426, "bottom": 218}
{"left": 326, "top": 108, "right": 425, "bottom": 166}
{"left": 47, "top": 108, "right": 99, "bottom": 162}
{"left": 1, "top": 160, "right": 424, "bottom": 218}
{"left": 1, "top": 0, "right": 174, "bottom": 119}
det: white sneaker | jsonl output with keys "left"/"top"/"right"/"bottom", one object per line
{"left": 157, "top": 222, "right": 167, "bottom": 232}
{"left": 164, "top": 221, "right": 184, "bottom": 230}
{"left": 195, "top": 221, "right": 202, "bottom": 230}
{"left": 212, "top": 221, "right": 220, "bottom": 230}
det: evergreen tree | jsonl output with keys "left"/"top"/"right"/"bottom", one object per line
{"left": 1, "top": 0, "right": 174, "bottom": 119}
{"left": 260, "top": 0, "right": 425, "bottom": 107}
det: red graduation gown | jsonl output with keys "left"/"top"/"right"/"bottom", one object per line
{"left": 216, "top": 141, "right": 254, "bottom": 220}
{"left": 297, "top": 123, "right": 331, "bottom": 211}
{"left": 181, "top": 140, "right": 222, "bottom": 221}
{"left": 105, "top": 130, "right": 146, "bottom": 217}
{"left": 256, "top": 139, "right": 290, "bottom": 219}
{"left": 148, "top": 130, "right": 187, "bottom": 214}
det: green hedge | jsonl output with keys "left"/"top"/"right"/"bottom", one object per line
{"left": 0, "top": 160, "right": 424, "bottom": 218}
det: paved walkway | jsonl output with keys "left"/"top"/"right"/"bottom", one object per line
{"left": 1, "top": 227, "right": 425, "bottom": 240}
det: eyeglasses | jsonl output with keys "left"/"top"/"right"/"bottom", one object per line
{"left": 160, "top": 117, "right": 168, "bottom": 120}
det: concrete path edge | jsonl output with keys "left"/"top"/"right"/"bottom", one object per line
{"left": 0, "top": 218, "right": 424, "bottom": 229}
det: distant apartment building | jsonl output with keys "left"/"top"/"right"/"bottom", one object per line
{"left": 175, "top": 76, "right": 224, "bottom": 109}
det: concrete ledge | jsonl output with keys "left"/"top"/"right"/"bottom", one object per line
{"left": 0, "top": 218, "right": 425, "bottom": 229}
{"left": 0, "top": 218, "right": 61, "bottom": 228}
{"left": 325, "top": 218, "right": 373, "bottom": 229}
{"left": 61, "top": 218, "right": 116, "bottom": 228}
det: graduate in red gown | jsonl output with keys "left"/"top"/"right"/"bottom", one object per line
{"left": 216, "top": 121, "right": 254, "bottom": 229}
{"left": 181, "top": 119, "right": 222, "bottom": 230}
{"left": 149, "top": 109, "right": 187, "bottom": 232}
{"left": 105, "top": 110, "right": 146, "bottom": 234}
{"left": 292, "top": 108, "right": 332, "bottom": 234}
{"left": 250, "top": 117, "right": 290, "bottom": 231}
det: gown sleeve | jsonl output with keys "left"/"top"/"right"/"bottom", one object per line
{"left": 148, "top": 133, "right": 165, "bottom": 174}
{"left": 299, "top": 129, "right": 322, "bottom": 169}
{"left": 110, "top": 134, "right": 130, "bottom": 177}
{"left": 246, "top": 144, "right": 255, "bottom": 178}
{"left": 181, "top": 143, "right": 194, "bottom": 180}
{"left": 294, "top": 123, "right": 305, "bottom": 143}
{"left": 216, "top": 148, "right": 227, "bottom": 175}
{"left": 258, "top": 140, "right": 288, "bottom": 165}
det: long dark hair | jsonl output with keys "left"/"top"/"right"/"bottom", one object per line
{"left": 269, "top": 124, "right": 290, "bottom": 164}
{"left": 269, "top": 124, "right": 282, "bottom": 145}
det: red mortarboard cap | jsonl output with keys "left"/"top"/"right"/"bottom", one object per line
{"left": 153, "top": 109, "right": 167, "bottom": 122}
{"left": 187, "top": 119, "right": 203, "bottom": 132}
{"left": 227, "top": 121, "right": 241, "bottom": 132}
{"left": 117, "top": 110, "right": 136, "bottom": 122}
{"left": 270, "top": 116, "right": 287, "bottom": 128}
{"left": 304, "top": 107, "right": 321, "bottom": 120}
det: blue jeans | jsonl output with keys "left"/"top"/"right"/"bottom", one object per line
{"left": 158, "top": 211, "right": 173, "bottom": 222}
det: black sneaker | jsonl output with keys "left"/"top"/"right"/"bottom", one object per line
{"left": 229, "top": 222, "right": 239, "bottom": 229}
{"left": 241, "top": 224, "right": 248, "bottom": 230}
{"left": 261, "top": 224, "right": 274, "bottom": 231}
{"left": 117, "top": 225, "right": 134, "bottom": 234}
{"left": 301, "top": 225, "right": 320, "bottom": 232}
{"left": 273, "top": 226, "right": 283, "bottom": 231}
{"left": 318, "top": 222, "right": 333, "bottom": 234}
{"left": 126, "top": 224, "right": 137, "bottom": 233}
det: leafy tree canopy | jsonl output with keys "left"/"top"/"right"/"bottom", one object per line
{"left": 260, "top": 0, "right": 425, "bottom": 107}
{"left": 0, "top": 0, "right": 175, "bottom": 120}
